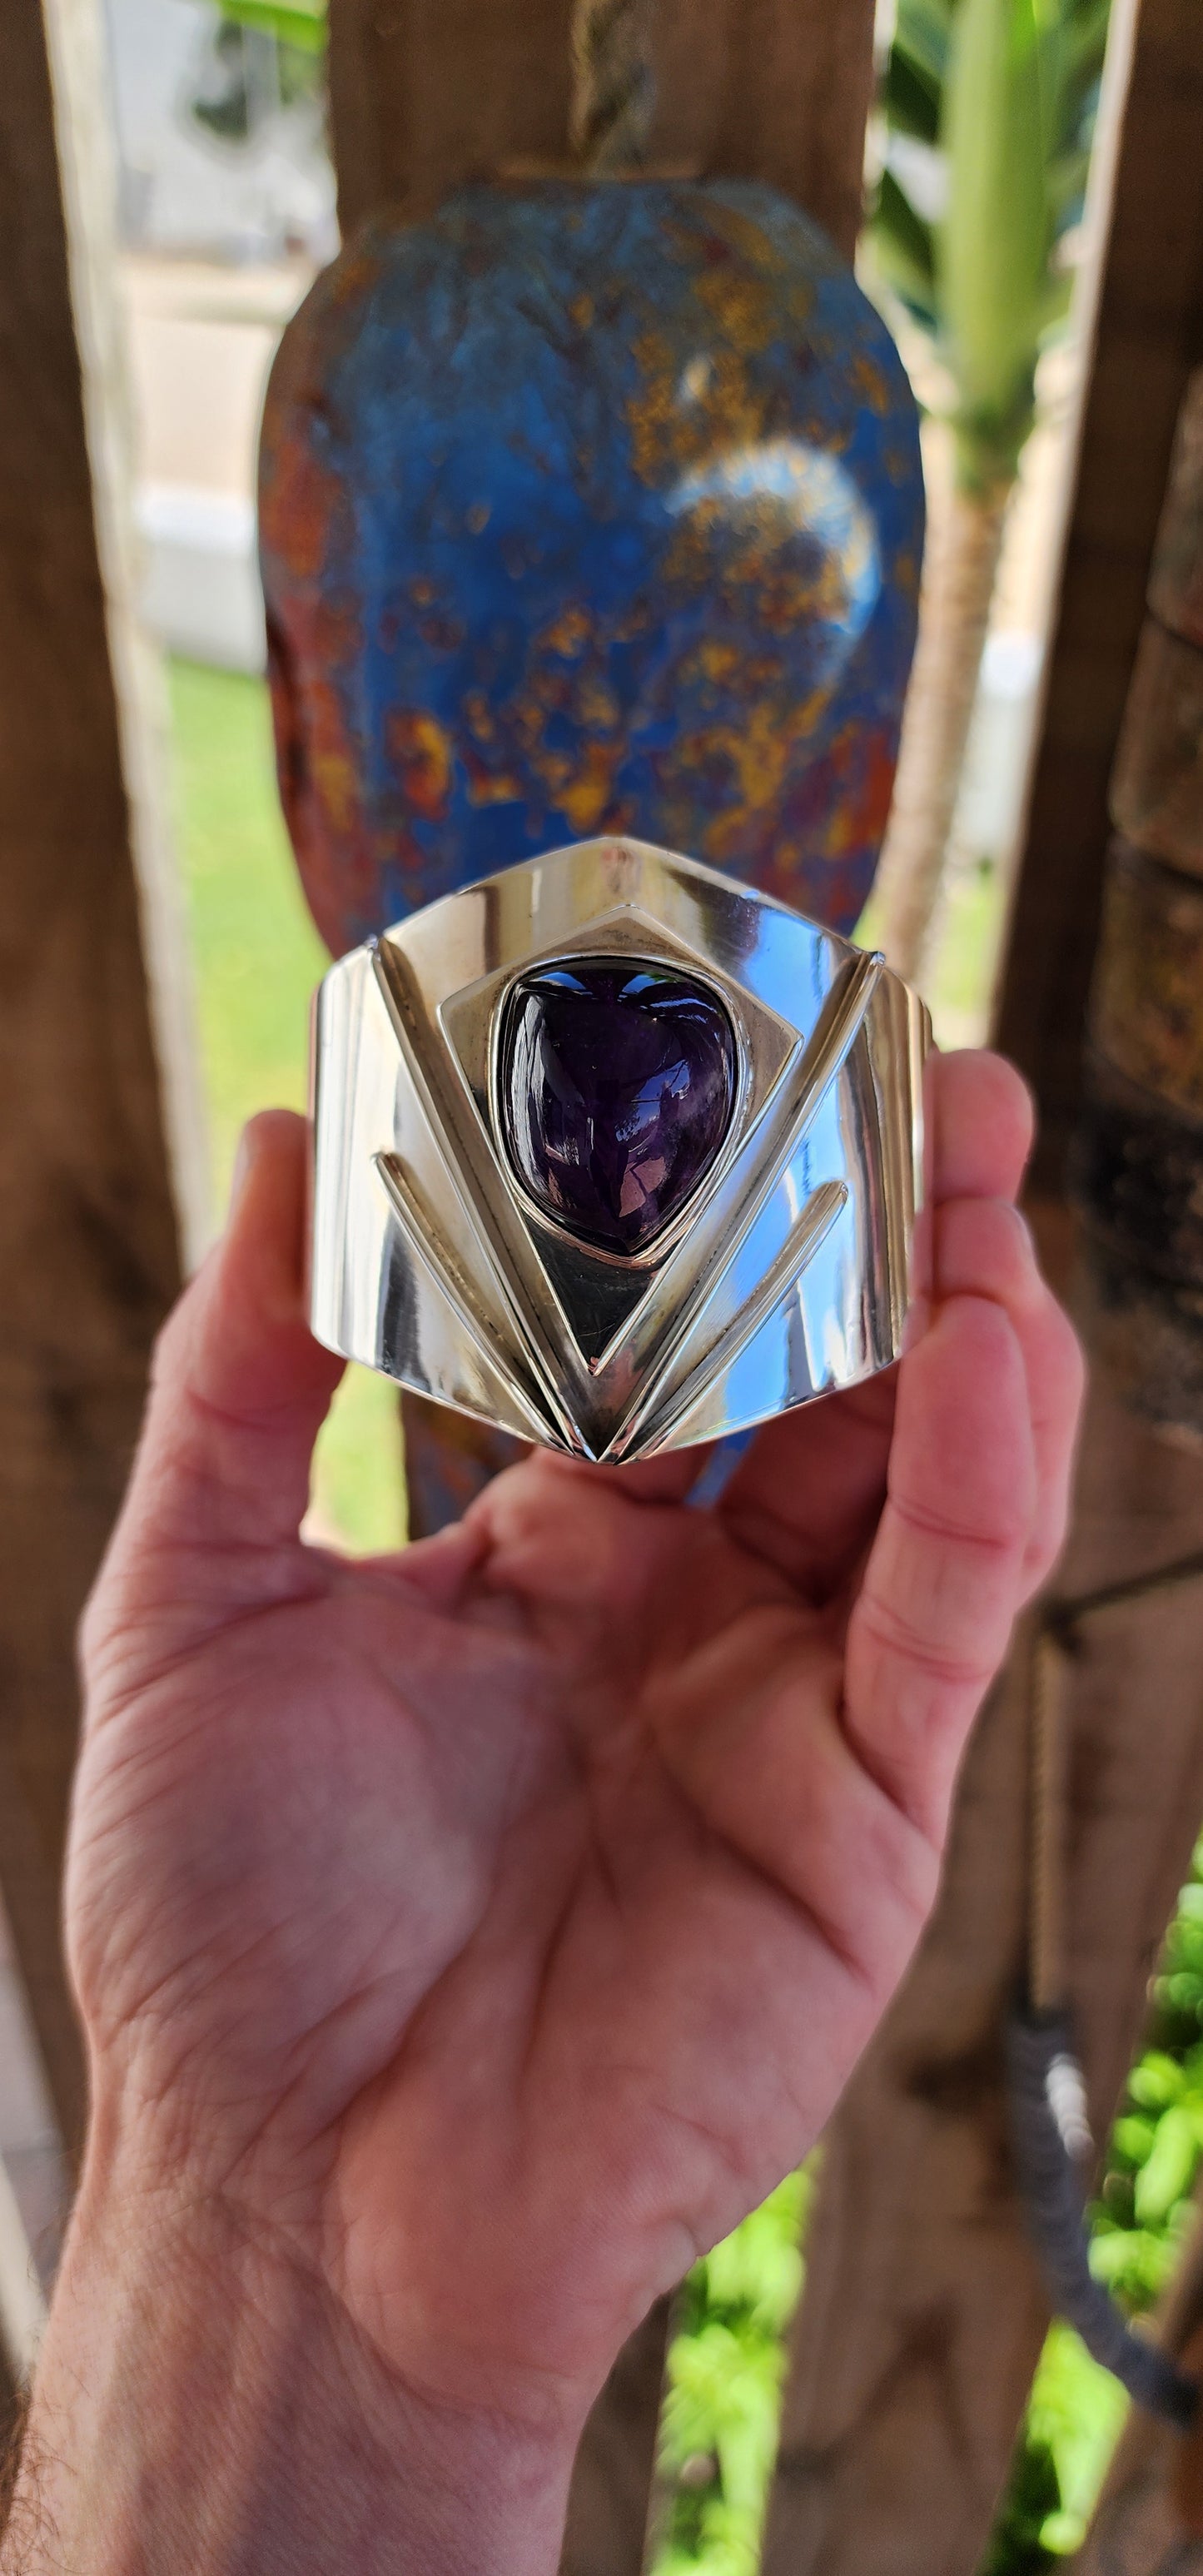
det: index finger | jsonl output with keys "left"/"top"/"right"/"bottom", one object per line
{"left": 842, "top": 1286, "right": 1036, "bottom": 1848}
{"left": 84, "top": 1113, "right": 344, "bottom": 1668}
{"left": 715, "top": 1049, "right": 1036, "bottom": 1592}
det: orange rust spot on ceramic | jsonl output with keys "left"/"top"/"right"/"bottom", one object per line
{"left": 539, "top": 605, "right": 593, "bottom": 659}
{"left": 696, "top": 266, "right": 777, "bottom": 356}
{"left": 260, "top": 444, "right": 337, "bottom": 583}
{"left": 849, "top": 356, "right": 892, "bottom": 418}
{"left": 463, "top": 748, "right": 523, "bottom": 806}
{"left": 464, "top": 691, "right": 498, "bottom": 743}
{"left": 386, "top": 709, "right": 453, "bottom": 821}
{"left": 554, "top": 739, "right": 624, "bottom": 833}
{"left": 825, "top": 726, "right": 896, "bottom": 856}
{"left": 624, "top": 334, "right": 765, "bottom": 489}
{"left": 576, "top": 674, "right": 621, "bottom": 730}
{"left": 313, "top": 749, "right": 360, "bottom": 835}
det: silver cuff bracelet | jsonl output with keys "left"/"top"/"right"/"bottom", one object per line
{"left": 308, "top": 836, "right": 930, "bottom": 1465}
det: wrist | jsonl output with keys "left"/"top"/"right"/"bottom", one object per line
{"left": 5, "top": 2160, "right": 578, "bottom": 2576}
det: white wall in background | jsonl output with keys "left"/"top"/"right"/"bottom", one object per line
{"left": 956, "top": 630, "right": 1046, "bottom": 866}
{"left": 102, "top": 0, "right": 336, "bottom": 261}
{"left": 137, "top": 482, "right": 266, "bottom": 672}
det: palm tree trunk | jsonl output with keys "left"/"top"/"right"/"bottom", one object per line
{"left": 874, "top": 470, "right": 1012, "bottom": 987}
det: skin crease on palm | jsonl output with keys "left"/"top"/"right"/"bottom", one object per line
{"left": 8, "top": 1047, "right": 1084, "bottom": 2573}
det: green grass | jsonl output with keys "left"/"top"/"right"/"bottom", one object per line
{"left": 167, "top": 657, "right": 405, "bottom": 1553}
{"left": 857, "top": 849, "right": 1009, "bottom": 1049}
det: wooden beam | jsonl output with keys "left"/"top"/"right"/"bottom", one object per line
{"left": 0, "top": 0, "right": 191, "bottom": 2150}
{"left": 1073, "top": 2195, "right": 1203, "bottom": 2568}
{"left": 761, "top": 1253, "right": 1203, "bottom": 2576}
{"left": 556, "top": 2299, "right": 674, "bottom": 2576}
{"left": 649, "top": 0, "right": 876, "bottom": 261}
{"left": 994, "top": 0, "right": 1203, "bottom": 1191}
{"left": 327, "top": 0, "right": 574, "bottom": 236}
{"left": 762, "top": 8, "right": 1203, "bottom": 2549}
{"left": 329, "top": 0, "right": 874, "bottom": 260}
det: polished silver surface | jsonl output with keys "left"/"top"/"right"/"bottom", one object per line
{"left": 309, "top": 837, "right": 931, "bottom": 1462}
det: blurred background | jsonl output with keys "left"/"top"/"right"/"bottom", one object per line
{"left": 11, "top": 5, "right": 1200, "bottom": 2570}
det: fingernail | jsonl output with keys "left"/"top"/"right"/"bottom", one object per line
{"left": 229, "top": 1124, "right": 256, "bottom": 1216}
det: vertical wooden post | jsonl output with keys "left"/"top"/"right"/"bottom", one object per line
{"left": 321, "top": 6, "right": 877, "bottom": 2563}
{"left": 328, "top": 0, "right": 872, "bottom": 261}
{"left": 994, "top": 0, "right": 1203, "bottom": 1192}
{"left": 0, "top": 0, "right": 198, "bottom": 2151}
{"left": 762, "top": 2, "right": 1203, "bottom": 2562}
{"left": 762, "top": 1345, "right": 1203, "bottom": 2576}
{"left": 1074, "top": 2194, "right": 1203, "bottom": 2569}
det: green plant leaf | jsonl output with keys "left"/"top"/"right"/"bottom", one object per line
{"left": 217, "top": 0, "right": 326, "bottom": 52}
{"left": 884, "top": 45, "right": 943, "bottom": 142}
{"left": 1111, "top": 2114, "right": 1156, "bottom": 2165}
{"left": 1126, "top": 2054, "right": 1186, "bottom": 2111}
{"left": 870, "top": 167, "right": 938, "bottom": 321}
{"left": 1061, "top": 0, "right": 1111, "bottom": 96}
{"left": 938, "top": 0, "right": 1054, "bottom": 485}
{"left": 893, "top": 0, "right": 956, "bottom": 89}
{"left": 1047, "top": 144, "right": 1091, "bottom": 223}
{"left": 1027, "top": 2325, "right": 1130, "bottom": 2544}
{"left": 1134, "top": 2105, "right": 1200, "bottom": 2224}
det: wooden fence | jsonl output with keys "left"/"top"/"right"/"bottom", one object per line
{"left": 2, "top": 0, "right": 1203, "bottom": 2563}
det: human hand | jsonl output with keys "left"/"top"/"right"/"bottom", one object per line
{"left": 10, "top": 1050, "right": 1082, "bottom": 2575}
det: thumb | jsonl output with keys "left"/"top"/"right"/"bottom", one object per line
{"left": 98, "top": 1111, "right": 343, "bottom": 1606}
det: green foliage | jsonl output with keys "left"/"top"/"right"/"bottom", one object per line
{"left": 1019, "top": 2325, "right": 1128, "bottom": 2555}
{"left": 978, "top": 2429, "right": 1062, "bottom": 2574}
{"left": 987, "top": 1830, "right": 1203, "bottom": 2569}
{"left": 167, "top": 658, "right": 325, "bottom": 1188}
{"left": 650, "top": 2171, "right": 811, "bottom": 2575}
{"left": 940, "top": 0, "right": 1051, "bottom": 485}
{"left": 870, "top": 0, "right": 1110, "bottom": 488}
{"left": 216, "top": 0, "right": 326, "bottom": 52}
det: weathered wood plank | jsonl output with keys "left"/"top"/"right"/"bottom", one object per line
{"left": 329, "top": 0, "right": 874, "bottom": 257}
{"left": 994, "top": 0, "right": 1203, "bottom": 1191}
{"left": 647, "top": 0, "right": 876, "bottom": 259}
{"left": 327, "top": 0, "right": 575, "bottom": 235}
{"left": 762, "top": 7, "right": 1203, "bottom": 2553}
{"left": 556, "top": 2300, "right": 674, "bottom": 2576}
{"left": 1073, "top": 2201, "right": 1203, "bottom": 2570}
{"left": 0, "top": 0, "right": 190, "bottom": 2150}
{"left": 762, "top": 1216, "right": 1203, "bottom": 2576}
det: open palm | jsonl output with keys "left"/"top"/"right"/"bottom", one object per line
{"left": 71, "top": 1052, "right": 1081, "bottom": 2449}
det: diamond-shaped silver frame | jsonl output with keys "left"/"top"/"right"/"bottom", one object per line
{"left": 309, "top": 836, "right": 930, "bottom": 1463}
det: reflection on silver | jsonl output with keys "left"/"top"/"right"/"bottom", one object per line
{"left": 309, "top": 837, "right": 930, "bottom": 1462}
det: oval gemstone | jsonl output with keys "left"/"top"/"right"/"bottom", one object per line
{"left": 500, "top": 961, "right": 736, "bottom": 1255}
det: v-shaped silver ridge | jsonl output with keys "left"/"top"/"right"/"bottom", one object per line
{"left": 372, "top": 1152, "right": 559, "bottom": 1446}
{"left": 609, "top": 1178, "right": 850, "bottom": 1460}
{"left": 370, "top": 939, "right": 881, "bottom": 1464}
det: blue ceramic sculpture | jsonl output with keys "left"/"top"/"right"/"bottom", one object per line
{"left": 260, "top": 179, "right": 924, "bottom": 956}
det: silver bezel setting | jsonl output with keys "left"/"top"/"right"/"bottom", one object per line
{"left": 308, "top": 835, "right": 930, "bottom": 1463}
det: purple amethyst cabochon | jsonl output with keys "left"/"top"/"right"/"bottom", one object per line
{"left": 259, "top": 180, "right": 923, "bottom": 955}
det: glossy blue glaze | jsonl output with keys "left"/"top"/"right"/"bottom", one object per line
{"left": 261, "top": 180, "right": 923, "bottom": 952}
